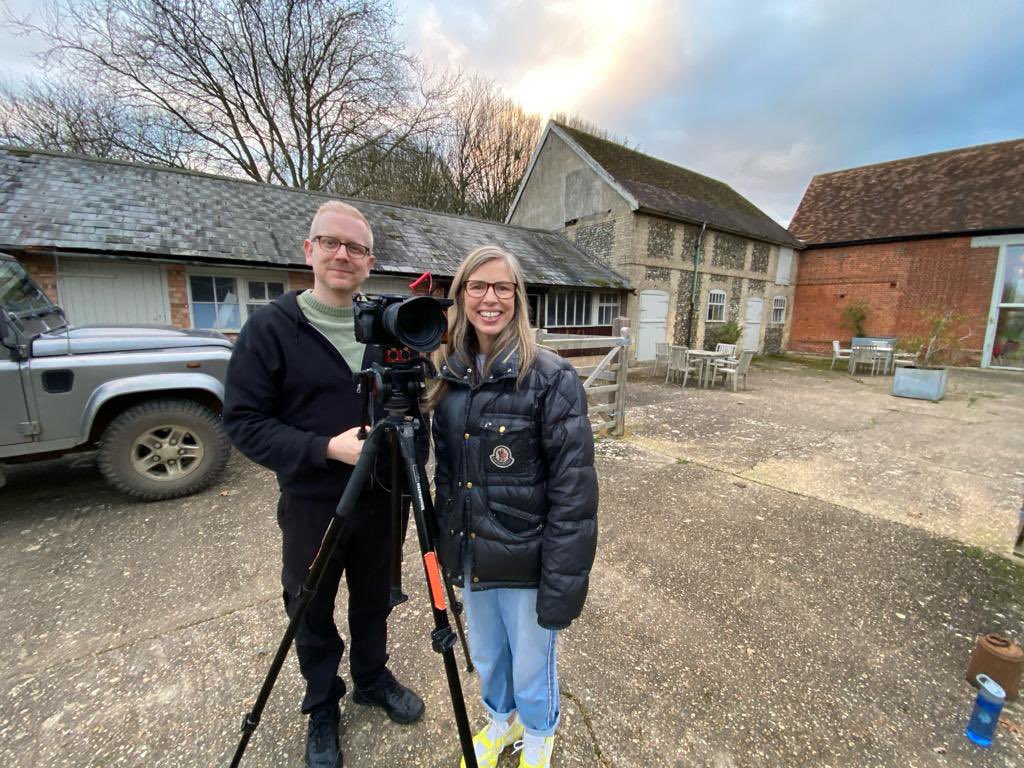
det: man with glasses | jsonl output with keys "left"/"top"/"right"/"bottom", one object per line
{"left": 224, "top": 201, "right": 424, "bottom": 768}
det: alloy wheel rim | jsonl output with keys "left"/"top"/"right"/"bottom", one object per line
{"left": 130, "top": 424, "right": 205, "bottom": 482}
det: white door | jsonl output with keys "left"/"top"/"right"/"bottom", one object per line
{"left": 637, "top": 290, "right": 669, "bottom": 361}
{"left": 742, "top": 296, "right": 763, "bottom": 351}
{"left": 58, "top": 258, "right": 171, "bottom": 325}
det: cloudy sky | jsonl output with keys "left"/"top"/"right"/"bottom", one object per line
{"left": 2, "top": 0, "right": 1022, "bottom": 225}
{"left": 404, "top": 0, "right": 1024, "bottom": 224}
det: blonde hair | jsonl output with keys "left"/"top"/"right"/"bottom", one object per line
{"left": 308, "top": 200, "right": 374, "bottom": 250}
{"left": 428, "top": 246, "right": 537, "bottom": 408}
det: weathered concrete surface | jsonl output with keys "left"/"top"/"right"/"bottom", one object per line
{"left": 1, "top": 359, "right": 1022, "bottom": 767}
{"left": 629, "top": 359, "right": 1024, "bottom": 551}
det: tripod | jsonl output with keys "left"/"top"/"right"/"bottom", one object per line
{"left": 229, "top": 382, "right": 479, "bottom": 768}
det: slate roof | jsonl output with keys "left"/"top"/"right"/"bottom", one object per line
{"left": 552, "top": 123, "right": 802, "bottom": 249}
{"left": 789, "top": 138, "right": 1024, "bottom": 246}
{"left": 0, "top": 146, "right": 630, "bottom": 290}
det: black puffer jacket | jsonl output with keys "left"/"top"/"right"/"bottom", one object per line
{"left": 432, "top": 346, "right": 598, "bottom": 630}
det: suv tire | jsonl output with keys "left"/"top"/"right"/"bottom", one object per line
{"left": 97, "top": 399, "right": 230, "bottom": 501}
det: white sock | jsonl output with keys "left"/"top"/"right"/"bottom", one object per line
{"left": 484, "top": 713, "right": 514, "bottom": 742}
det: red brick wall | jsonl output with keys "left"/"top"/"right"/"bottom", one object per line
{"left": 18, "top": 253, "right": 59, "bottom": 302}
{"left": 165, "top": 265, "right": 192, "bottom": 329}
{"left": 790, "top": 236, "right": 998, "bottom": 358}
{"left": 289, "top": 271, "right": 314, "bottom": 291}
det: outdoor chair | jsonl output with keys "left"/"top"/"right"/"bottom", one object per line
{"left": 892, "top": 351, "right": 917, "bottom": 369}
{"left": 653, "top": 341, "right": 671, "bottom": 377}
{"left": 714, "top": 349, "right": 754, "bottom": 391}
{"left": 665, "top": 345, "right": 700, "bottom": 387}
{"left": 715, "top": 343, "right": 738, "bottom": 360}
{"left": 849, "top": 345, "right": 879, "bottom": 375}
{"left": 830, "top": 340, "right": 852, "bottom": 369}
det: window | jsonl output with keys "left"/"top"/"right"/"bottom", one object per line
{"left": 772, "top": 296, "right": 787, "bottom": 324}
{"left": 190, "top": 275, "right": 240, "bottom": 330}
{"left": 776, "top": 247, "right": 794, "bottom": 285}
{"left": 545, "top": 290, "right": 593, "bottom": 327}
{"left": 189, "top": 272, "right": 289, "bottom": 331}
{"left": 706, "top": 290, "right": 726, "bottom": 322}
{"left": 246, "top": 279, "right": 285, "bottom": 316}
{"left": 597, "top": 293, "right": 620, "bottom": 325}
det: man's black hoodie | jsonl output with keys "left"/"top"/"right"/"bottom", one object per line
{"left": 223, "top": 290, "right": 423, "bottom": 500}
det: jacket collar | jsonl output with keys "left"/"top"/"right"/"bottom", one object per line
{"left": 439, "top": 347, "right": 520, "bottom": 387}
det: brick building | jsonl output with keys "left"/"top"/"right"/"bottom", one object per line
{"left": 788, "top": 139, "right": 1024, "bottom": 370}
{"left": 0, "top": 147, "right": 629, "bottom": 336}
{"left": 507, "top": 122, "right": 802, "bottom": 361}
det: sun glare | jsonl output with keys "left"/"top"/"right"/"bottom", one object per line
{"left": 507, "top": 0, "right": 660, "bottom": 118}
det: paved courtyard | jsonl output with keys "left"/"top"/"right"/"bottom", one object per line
{"left": 0, "top": 357, "right": 1022, "bottom": 767}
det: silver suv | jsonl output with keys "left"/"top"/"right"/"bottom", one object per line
{"left": 1, "top": 252, "right": 232, "bottom": 500}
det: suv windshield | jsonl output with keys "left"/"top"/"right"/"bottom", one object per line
{"left": 1, "top": 258, "right": 56, "bottom": 314}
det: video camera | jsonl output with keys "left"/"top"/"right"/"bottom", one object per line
{"left": 353, "top": 293, "right": 452, "bottom": 408}
{"left": 353, "top": 293, "right": 452, "bottom": 354}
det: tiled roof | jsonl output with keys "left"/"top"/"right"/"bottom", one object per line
{"left": 789, "top": 138, "right": 1024, "bottom": 245}
{"left": 0, "top": 147, "right": 630, "bottom": 290}
{"left": 555, "top": 123, "right": 802, "bottom": 248}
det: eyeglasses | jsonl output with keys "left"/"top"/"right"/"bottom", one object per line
{"left": 313, "top": 236, "right": 371, "bottom": 260}
{"left": 464, "top": 280, "right": 517, "bottom": 299}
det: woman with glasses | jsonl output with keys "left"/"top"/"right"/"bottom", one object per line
{"left": 428, "top": 245, "right": 598, "bottom": 768}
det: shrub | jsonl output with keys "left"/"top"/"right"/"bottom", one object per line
{"left": 839, "top": 299, "right": 869, "bottom": 339}
{"left": 704, "top": 320, "right": 742, "bottom": 350}
{"left": 897, "top": 308, "right": 973, "bottom": 369}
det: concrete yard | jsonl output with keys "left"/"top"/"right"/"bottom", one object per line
{"left": 1, "top": 357, "right": 1022, "bottom": 767}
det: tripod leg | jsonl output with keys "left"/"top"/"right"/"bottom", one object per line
{"left": 388, "top": 432, "right": 409, "bottom": 609}
{"left": 396, "top": 422, "right": 479, "bottom": 768}
{"left": 228, "top": 425, "right": 386, "bottom": 768}
{"left": 443, "top": 576, "right": 475, "bottom": 673}
{"left": 415, "top": 463, "right": 474, "bottom": 674}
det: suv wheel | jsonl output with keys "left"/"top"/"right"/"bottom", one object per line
{"left": 98, "top": 399, "right": 230, "bottom": 501}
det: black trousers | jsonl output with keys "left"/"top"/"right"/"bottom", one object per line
{"left": 277, "top": 488, "right": 394, "bottom": 714}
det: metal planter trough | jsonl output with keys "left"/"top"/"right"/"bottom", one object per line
{"left": 892, "top": 366, "right": 949, "bottom": 402}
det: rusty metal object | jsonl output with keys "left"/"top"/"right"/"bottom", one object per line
{"left": 967, "top": 634, "right": 1023, "bottom": 701}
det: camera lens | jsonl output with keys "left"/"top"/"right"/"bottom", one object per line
{"left": 382, "top": 296, "right": 447, "bottom": 352}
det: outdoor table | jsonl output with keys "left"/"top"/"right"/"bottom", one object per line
{"left": 685, "top": 349, "right": 730, "bottom": 387}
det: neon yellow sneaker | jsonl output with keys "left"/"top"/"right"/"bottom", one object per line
{"left": 515, "top": 733, "right": 555, "bottom": 768}
{"left": 460, "top": 715, "right": 524, "bottom": 768}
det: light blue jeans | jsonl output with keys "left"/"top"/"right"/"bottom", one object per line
{"left": 461, "top": 585, "right": 560, "bottom": 736}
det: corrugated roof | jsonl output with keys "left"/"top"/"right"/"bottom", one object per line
{"left": 554, "top": 123, "right": 802, "bottom": 248}
{"left": 0, "top": 147, "right": 630, "bottom": 290}
{"left": 789, "top": 138, "right": 1024, "bottom": 246}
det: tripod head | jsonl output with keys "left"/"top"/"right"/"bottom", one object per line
{"left": 356, "top": 345, "right": 436, "bottom": 428}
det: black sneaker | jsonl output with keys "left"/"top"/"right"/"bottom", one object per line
{"left": 305, "top": 703, "right": 342, "bottom": 768}
{"left": 352, "top": 674, "right": 425, "bottom": 725}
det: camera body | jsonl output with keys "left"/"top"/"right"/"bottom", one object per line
{"left": 353, "top": 293, "right": 452, "bottom": 354}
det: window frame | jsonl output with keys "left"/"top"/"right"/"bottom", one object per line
{"left": 186, "top": 267, "right": 292, "bottom": 331}
{"left": 244, "top": 277, "right": 287, "bottom": 318}
{"left": 706, "top": 289, "right": 726, "bottom": 323}
{"left": 544, "top": 289, "right": 596, "bottom": 328}
{"left": 772, "top": 296, "right": 787, "bottom": 324}
{"left": 597, "top": 292, "right": 620, "bottom": 325}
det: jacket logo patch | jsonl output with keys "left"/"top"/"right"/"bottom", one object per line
{"left": 489, "top": 445, "right": 515, "bottom": 469}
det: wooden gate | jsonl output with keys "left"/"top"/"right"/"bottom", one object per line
{"left": 535, "top": 319, "right": 632, "bottom": 436}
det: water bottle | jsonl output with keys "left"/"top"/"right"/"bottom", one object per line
{"left": 966, "top": 674, "right": 1005, "bottom": 748}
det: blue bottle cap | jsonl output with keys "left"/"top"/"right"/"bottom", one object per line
{"left": 976, "top": 674, "right": 1006, "bottom": 703}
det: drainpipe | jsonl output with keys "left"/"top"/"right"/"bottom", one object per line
{"left": 686, "top": 222, "right": 708, "bottom": 348}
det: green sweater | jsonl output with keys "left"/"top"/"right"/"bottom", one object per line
{"left": 296, "top": 290, "right": 366, "bottom": 373}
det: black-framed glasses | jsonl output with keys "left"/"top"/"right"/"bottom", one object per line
{"left": 464, "top": 280, "right": 517, "bottom": 299}
{"left": 313, "top": 235, "right": 371, "bottom": 260}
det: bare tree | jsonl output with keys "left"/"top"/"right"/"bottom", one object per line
{"left": 0, "top": 76, "right": 200, "bottom": 166}
{"left": 431, "top": 76, "right": 540, "bottom": 220}
{"left": 344, "top": 76, "right": 540, "bottom": 221}
{"left": 7, "top": 0, "right": 455, "bottom": 190}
